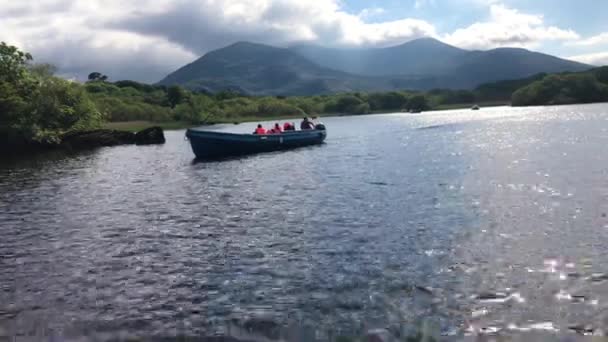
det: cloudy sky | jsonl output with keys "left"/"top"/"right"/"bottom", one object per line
{"left": 1, "top": 0, "right": 607, "bottom": 83}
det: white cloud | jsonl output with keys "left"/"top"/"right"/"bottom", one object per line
{"left": 113, "top": 0, "right": 436, "bottom": 49}
{"left": 0, "top": 0, "right": 588, "bottom": 82}
{"left": 0, "top": 0, "right": 437, "bottom": 81}
{"left": 568, "top": 52, "right": 608, "bottom": 66}
{"left": 0, "top": 0, "right": 196, "bottom": 82}
{"left": 570, "top": 32, "right": 608, "bottom": 47}
{"left": 443, "top": 3, "right": 579, "bottom": 50}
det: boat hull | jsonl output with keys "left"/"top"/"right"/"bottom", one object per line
{"left": 186, "top": 128, "right": 327, "bottom": 159}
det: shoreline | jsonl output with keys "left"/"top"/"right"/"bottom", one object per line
{"left": 104, "top": 101, "right": 512, "bottom": 132}
{"left": 0, "top": 127, "right": 166, "bottom": 159}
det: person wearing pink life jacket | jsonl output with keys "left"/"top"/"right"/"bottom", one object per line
{"left": 253, "top": 124, "right": 266, "bottom": 135}
{"left": 273, "top": 123, "right": 282, "bottom": 133}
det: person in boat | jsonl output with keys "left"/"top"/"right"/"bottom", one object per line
{"left": 273, "top": 123, "right": 283, "bottom": 133}
{"left": 283, "top": 122, "right": 294, "bottom": 131}
{"left": 253, "top": 124, "right": 266, "bottom": 135}
{"left": 313, "top": 117, "right": 325, "bottom": 130}
{"left": 300, "top": 117, "right": 315, "bottom": 130}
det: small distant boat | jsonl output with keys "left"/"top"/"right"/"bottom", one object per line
{"left": 471, "top": 105, "right": 480, "bottom": 110}
{"left": 186, "top": 125, "right": 327, "bottom": 159}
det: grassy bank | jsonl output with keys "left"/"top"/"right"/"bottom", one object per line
{"left": 102, "top": 114, "right": 312, "bottom": 132}
{"left": 103, "top": 102, "right": 515, "bottom": 132}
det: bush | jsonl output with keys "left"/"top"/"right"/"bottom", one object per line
{"left": 256, "top": 98, "right": 305, "bottom": 117}
{"left": 85, "top": 82, "right": 122, "bottom": 95}
{"left": 367, "top": 91, "right": 409, "bottom": 111}
{"left": 174, "top": 95, "right": 217, "bottom": 123}
{"left": 593, "top": 66, "right": 608, "bottom": 84}
{"left": 325, "top": 94, "right": 370, "bottom": 114}
{"left": 114, "top": 80, "right": 162, "bottom": 93}
{"left": 1, "top": 42, "right": 104, "bottom": 144}
{"left": 512, "top": 73, "right": 608, "bottom": 106}
{"left": 405, "top": 95, "right": 430, "bottom": 111}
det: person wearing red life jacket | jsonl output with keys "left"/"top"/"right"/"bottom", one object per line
{"left": 253, "top": 124, "right": 266, "bottom": 135}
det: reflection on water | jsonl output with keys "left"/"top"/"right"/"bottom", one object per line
{"left": 2, "top": 104, "right": 608, "bottom": 339}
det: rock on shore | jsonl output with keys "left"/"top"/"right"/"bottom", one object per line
{"left": 135, "top": 127, "right": 166, "bottom": 145}
{"left": 61, "top": 129, "right": 135, "bottom": 148}
{"left": 61, "top": 127, "right": 165, "bottom": 149}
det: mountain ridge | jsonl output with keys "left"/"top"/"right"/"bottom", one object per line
{"left": 289, "top": 38, "right": 469, "bottom": 76}
{"left": 158, "top": 38, "right": 591, "bottom": 95}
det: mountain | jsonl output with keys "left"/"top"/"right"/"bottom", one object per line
{"left": 446, "top": 48, "right": 592, "bottom": 87}
{"left": 290, "top": 38, "right": 468, "bottom": 76}
{"left": 159, "top": 38, "right": 591, "bottom": 95}
{"left": 290, "top": 38, "right": 589, "bottom": 83}
{"left": 158, "top": 42, "right": 394, "bottom": 95}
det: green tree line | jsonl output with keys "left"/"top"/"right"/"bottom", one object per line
{"left": 85, "top": 83, "right": 504, "bottom": 124}
{"left": 84, "top": 81, "right": 441, "bottom": 124}
{"left": 511, "top": 67, "right": 608, "bottom": 106}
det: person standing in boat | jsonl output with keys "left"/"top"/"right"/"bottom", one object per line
{"left": 253, "top": 124, "right": 266, "bottom": 135}
{"left": 300, "top": 117, "right": 315, "bottom": 130}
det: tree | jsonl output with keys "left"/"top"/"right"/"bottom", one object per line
{"left": 29, "top": 63, "right": 58, "bottom": 79}
{"left": 175, "top": 95, "right": 216, "bottom": 123}
{"left": 1, "top": 43, "right": 103, "bottom": 145}
{"left": 167, "top": 85, "right": 188, "bottom": 108}
{"left": 215, "top": 90, "right": 244, "bottom": 100}
{"left": 512, "top": 73, "right": 608, "bottom": 106}
{"left": 24, "top": 76, "right": 103, "bottom": 142}
{"left": 367, "top": 91, "right": 409, "bottom": 111}
{"left": 325, "top": 94, "right": 369, "bottom": 114}
{"left": 114, "top": 80, "right": 160, "bottom": 93}
{"left": 594, "top": 66, "right": 608, "bottom": 84}
{"left": 0, "top": 42, "right": 34, "bottom": 128}
{"left": 0, "top": 41, "right": 33, "bottom": 83}
{"left": 88, "top": 71, "right": 108, "bottom": 82}
{"left": 0, "top": 80, "right": 27, "bottom": 127}
{"left": 405, "top": 95, "right": 429, "bottom": 111}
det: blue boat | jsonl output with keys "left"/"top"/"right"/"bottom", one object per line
{"left": 185, "top": 126, "right": 327, "bottom": 159}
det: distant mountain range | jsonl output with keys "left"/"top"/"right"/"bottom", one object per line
{"left": 158, "top": 38, "right": 591, "bottom": 95}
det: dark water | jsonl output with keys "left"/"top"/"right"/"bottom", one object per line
{"left": 2, "top": 104, "right": 608, "bottom": 339}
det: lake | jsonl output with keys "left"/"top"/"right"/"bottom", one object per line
{"left": 2, "top": 104, "right": 608, "bottom": 340}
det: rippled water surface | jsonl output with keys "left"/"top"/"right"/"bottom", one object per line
{"left": 2, "top": 104, "right": 608, "bottom": 339}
